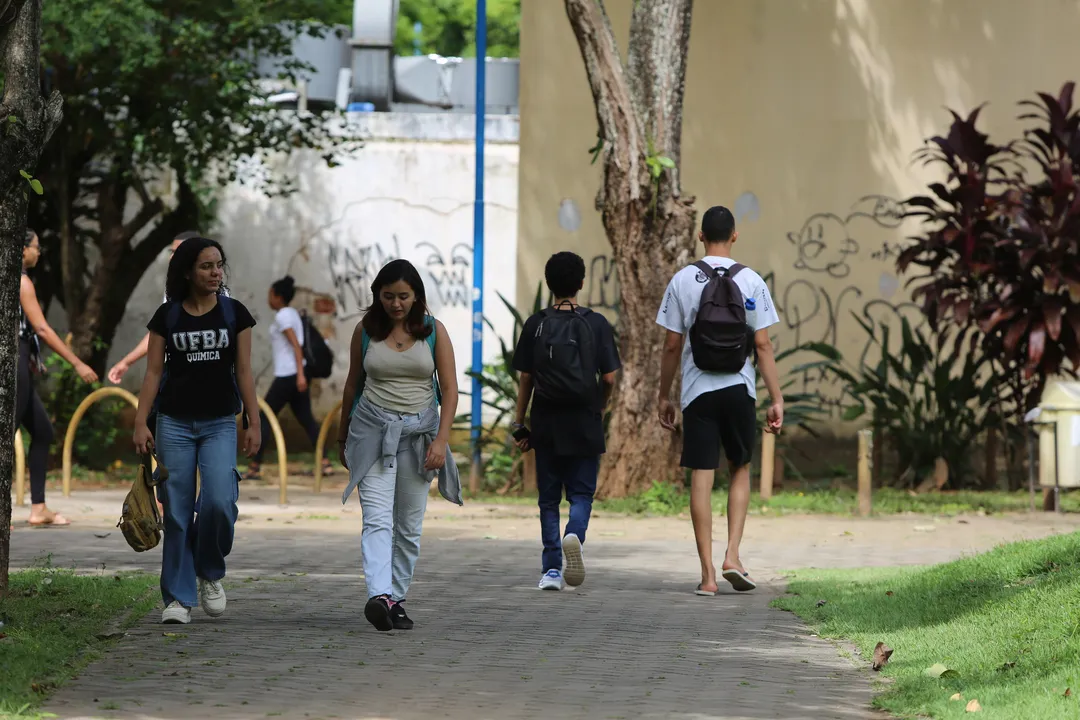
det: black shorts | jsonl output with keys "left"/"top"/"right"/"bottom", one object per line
{"left": 680, "top": 385, "right": 756, "bottom": 470}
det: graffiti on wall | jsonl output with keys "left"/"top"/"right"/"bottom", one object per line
{"left": 773, "top": 195, "right": 923, "bottom": 415}
{"left": 585, "top": 254, "right": 621, "bottom": 312}
{"left": 326, "top": 236, "right": 401, "bottom": 318}
{"left": 326, "top": 236, "right": 476, "bottom": 317}
{"left": 417, "top": 241, "right": 472, "bottom": 310}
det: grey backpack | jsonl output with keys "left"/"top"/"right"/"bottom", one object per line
{"left": 688, "top": 261, "right": 754, "bottom": 373}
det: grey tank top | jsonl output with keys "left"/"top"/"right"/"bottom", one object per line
{"left": 362, "top": 339, "right": 436, "bottom": 414}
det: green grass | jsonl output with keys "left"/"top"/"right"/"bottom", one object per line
{"left": 465, "top": 484, "right": 1080, "bottom": 517}
{"left": 773, "top": 532, "right": 1080, "bottom": 719}
{"left": 0, "top": 567, "right": 157, "bottom": 717}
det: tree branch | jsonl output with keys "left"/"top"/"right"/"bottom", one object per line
{"left": 563, "top": 0, "right": 647, "bottom": 202}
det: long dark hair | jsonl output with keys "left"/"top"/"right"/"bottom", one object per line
{"left": 165, "top": 236, "right": 230, "bottom": 302}
{"left": 361, "top": 259, "right": 432, "bottom": 341}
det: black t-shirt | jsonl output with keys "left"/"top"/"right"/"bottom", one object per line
{"left": 512, "top": 306, "right": 621, "bottom": 456}
{"left": 147, "top": 298, "right": 257, "bottom": 420}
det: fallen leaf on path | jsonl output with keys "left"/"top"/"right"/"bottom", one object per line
{"left": 886, "top": 591, "right": 894, "bottom": 597}
{"left": 1066, "top": 688, "right": 1073, "bottom": 698}
{"left": 872, "top": 642, "right": 893, "bottom": 671}
{"left": 950, "top": 693, "right": 963, "bottom": 701}
{"left": 162, "top": 632, "right": 187, "bottom": 638}
{"left": 95, "top": 628, "right": 125, "bottom": 640}
{"left": 816, "top": 599, "right": 827, "bottom": 607}
{"left": 997, "top": 661, "right": 1016, "bottom": 672}
{"left": 966, "top": 699, "right": 982, "bottom": 712}
{"left": 94, "top": 533, "right": 110, "bottom": 538}
{"left": 924, "top": 663, "right": 959, "bottom": 679}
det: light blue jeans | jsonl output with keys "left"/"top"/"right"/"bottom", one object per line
{"left": 358, "top": 412, "right": 431, "bottom": 601}
{"left": 156, "top": 414, "right": 240, "bottom": 608}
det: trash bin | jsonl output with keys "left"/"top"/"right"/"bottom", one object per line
{"left": 1036, "top": 381, "right": 1080, "bottom": 489}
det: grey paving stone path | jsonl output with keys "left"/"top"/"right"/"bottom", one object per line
{"left": 10, "top": 489, "right": 1079, "bottom": 720}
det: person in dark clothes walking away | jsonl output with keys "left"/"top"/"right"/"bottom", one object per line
{"left": 511, "top": 251, "right": 621, "bottom": 591}
{"left": 18, "top": 229, "right": 99, "bottom": 526}
{"left": 656, "top": 206, "right": 784, "bottom": 595}
{"left": 133, "top": 236, "right": 261, "bottom": 624}
{"left": 244, "top": 275, "right": 333, "bottom": 480}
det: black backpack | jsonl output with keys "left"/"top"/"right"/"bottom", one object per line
{"left": 688, "top": 260, "right": 755, "bottom": 373}
{"left": 300, "top": 310, "right": 333, "bottom": 379}
{"left": 531, "top": 304, "right": 597, "bottom": 404}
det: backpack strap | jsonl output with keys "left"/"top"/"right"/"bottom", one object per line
{"left": 424, "top": 315, "right": 442, "bottom": 406}
{"left": 727, "top": 263, "right": 747, "bottom": 278}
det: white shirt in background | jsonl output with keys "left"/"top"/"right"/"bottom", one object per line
{"left": 655, "top": 256, "right": 780, "bottom": 409}
{"left": 270, "top": 306, "right": 305, "bottom": 377}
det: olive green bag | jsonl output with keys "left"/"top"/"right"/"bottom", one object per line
{"left": 117, "top": 452, "right": 168, "bottom": 553}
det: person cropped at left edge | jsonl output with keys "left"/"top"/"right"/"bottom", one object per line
{"left": 18, "top": 228, "right": 98, "bottom": 526}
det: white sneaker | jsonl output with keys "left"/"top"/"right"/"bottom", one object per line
{"left": 538, "top": 569, "right": 565, "bottom": 591}
{"left": 562, "top": 533, "right": 586, "bottom": 587}
{"left": 198, "top": 578, "right": 226, "bottom": 617}
{"left": 162, "top": 601, "right": 191, "bottom": 624}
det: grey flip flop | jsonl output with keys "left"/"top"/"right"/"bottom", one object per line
{"left": 694, "top": 583, "right": 717, "bottom": 596}
{"left": 722, "top": 568, "right": 757, "bottom": 592}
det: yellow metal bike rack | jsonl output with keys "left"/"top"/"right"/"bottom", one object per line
{"left": 61, "top": 388, "right": 289, "bottom": 504}
{"left": 63, "top": 387, "right": 141, "bottom": 497}
{"left": 314, "top": 400, "right": 344, "bottom": 493}
{"left": 14, "top": 429, "right": 25, "bottom": 506}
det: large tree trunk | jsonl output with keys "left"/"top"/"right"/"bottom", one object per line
{"left": 0, "top": 0, "right": 62, "bottom": 595}
{"left": 564, "top": 0, "right": 696, "bottom": 497}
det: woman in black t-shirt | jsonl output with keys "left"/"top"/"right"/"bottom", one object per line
{"left": 133, "top": 237, "right": 261, "bottom": 625}
{"left": 18, "top": 229, "right": 99, "bottom": 526}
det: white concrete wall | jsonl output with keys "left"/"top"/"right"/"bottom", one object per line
{"left": 108, "top": 113, "right": 520, "bottom": 421}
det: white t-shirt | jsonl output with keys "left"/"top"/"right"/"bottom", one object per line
{"left": 270, "top": 306, "right": 305, "bottom": 377}
{"left": 655, "top": 256, "right": 780, "bottom": 409}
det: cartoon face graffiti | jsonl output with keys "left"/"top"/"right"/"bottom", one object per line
{"left": 787, "top": 213, "right": 860, "bottom": 279}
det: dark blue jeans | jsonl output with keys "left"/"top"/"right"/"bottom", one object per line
{"left": 157, "top": 415, "right": 240, "bottom": 608}
{"left": 535, "top": 449, "right": 600, "bottom": 572}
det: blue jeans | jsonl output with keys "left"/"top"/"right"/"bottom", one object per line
{"left": 535, "top": 450, "right": 599, "bottom": 572}
{"left": 156, "top": 414, "right": 240, "bottom": 608}
{"left": 357, "top": 412, "right": 431, "bottom": 601}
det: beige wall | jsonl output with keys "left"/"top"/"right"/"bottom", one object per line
{"left": 519, "top": 0, "right": 1080, "bottom": 421}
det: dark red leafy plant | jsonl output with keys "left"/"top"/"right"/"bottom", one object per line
{"left": 900, "top": 82, "right": 1080, "bottom": 416}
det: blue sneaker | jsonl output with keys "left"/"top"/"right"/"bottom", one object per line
{"left": 538, "top": 569, "right": 565, "bottom": 591}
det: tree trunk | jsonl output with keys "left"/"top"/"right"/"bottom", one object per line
{"left": 564, "top": 0, "right": 696, "bottom": 497}
{"left": 0, "top": 0, "right": 63, "bottom": 595}
{"left": 64, "top": 170, "right": 196, "bottom": 372}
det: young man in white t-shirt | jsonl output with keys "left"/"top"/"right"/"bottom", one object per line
{"left": 655, "top": 206, "right": 784, "bottom": 595}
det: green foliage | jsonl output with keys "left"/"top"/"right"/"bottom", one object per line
{"left": 755, "top": 344, "right": 832, "bottom": 434}
{"left": 40, "top": 0, "right": 358, "bottom": 197}
{"left": 40, "top": 340, "right": 123, "bottom": 471}
{"left": 393, "top": 0, "right": 520, "bottom": 58}
{"left": 822, "top": 314, "right": 1000, "bottom": 488}
{"left": 775, "top": 533, "right": 1080, "bottom": 719}
{"left": 459, "top": 283, "right": 544, "bottom": 443}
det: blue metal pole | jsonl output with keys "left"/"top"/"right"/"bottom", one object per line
{"left": 470, "top": 0, "right": 487, "bottom": 476}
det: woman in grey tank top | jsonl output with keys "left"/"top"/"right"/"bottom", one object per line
{"left": 336, "top": 259, "right": 460, "bottom": 632}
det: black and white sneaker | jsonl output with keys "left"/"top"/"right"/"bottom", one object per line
{"left": 390, "top": 601, "right": 414, "bottom": 630}
{"left": 364, "top": 596, "right": 393, "bottom": 632}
